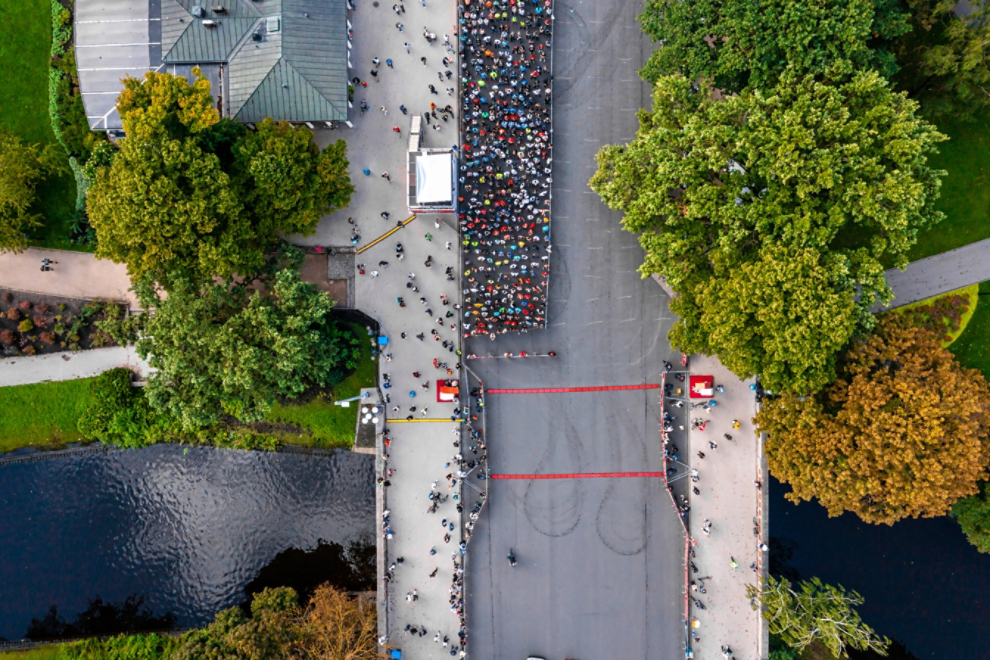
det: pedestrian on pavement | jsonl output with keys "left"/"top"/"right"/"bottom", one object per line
{"left": 382, "top": 171, "right": 391, "bottom": 182}
{"left": 362, "top": 168, "right": 371, "bottom": 175}
{"left": 400, "top": 104, "right": 408, "bottom": 114}
{"left": 380, "top": 105, "right": 387, "bottom": 115}
{"left": 422, "top": 56, "right": 428, "bottom": 66}
{"left": 429, "top": 84, "right": 438, "bottom": 94}
{"left": 425, "top": 233, "right": 432, "bottom": 241}
{"left": 396, "top": 22, "right": 404, "bottom": 31}
{"left": 382, "top": 211, "right": 391, "bottom": 219}
{"left": 730, "top": 557, "right": 739, "bottom": 570}
{"left": 372, "top": 56, "right": 380, "bottom": 65}
{"left": 387, "top": 58, "right": 393, "bottom": 68}
{"left": 371, "top": 270, "right": 379, "bottom": 277}
{"left": 697, "top": 452, "right": 705, "bottom": 459}
{"left": 393, "top": 126, "right": 402, "bottom": 134}
{"left": 446, "top": 241, "right": 452, "bottom": 250}
{"left": 41, "top": 258, "right": 57, "bottom": 266}
{"left": 709, "top": 440, "right": 717, "bottom": 450}
{"left": 404, "top": 42, "right": 411, "bottom": 53}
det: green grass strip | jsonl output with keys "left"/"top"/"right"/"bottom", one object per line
{"left": 0, "top": 377, "right": 95, "bottom": 453}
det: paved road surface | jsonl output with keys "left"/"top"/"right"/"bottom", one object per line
{"left": 463, "top": 0, "right": 686, "bottom": 657}
{"left": 0, "top": 248, "right": 137, "bottom": 308}
{"left": 0, "top": 346, "right": 150, "bottom": 387}
{"left": 878, "top": 237, "right": 990, "bottom": 310}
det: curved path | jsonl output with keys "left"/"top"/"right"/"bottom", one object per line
{"left": 880, "top": 238, "right": 990, "bottom": 310}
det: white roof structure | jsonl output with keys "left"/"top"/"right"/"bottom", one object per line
{"left": 415, "top": 152, "right": 455, "bottom": 205}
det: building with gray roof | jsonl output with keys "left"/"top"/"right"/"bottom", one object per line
{"left": 76, "top": 0, "right": 349, "bottom": 130}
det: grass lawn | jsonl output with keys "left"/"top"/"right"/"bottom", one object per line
{"left": 267, "top": 323, "right": 378, "bottom": 450}
{"left": 0, "top": 377, "right": 94, "bottom": 453}
{"left": 0, "top": 0, "right": 78, "bottom": 249}
{"left": 951, "top": 280, "right": 990, "bottom": 378}
{"left": 0, "top": 647, "right": 61, "bottom": 660}
{"left": 909, "top": 115, "right": 990, "bottom": 261}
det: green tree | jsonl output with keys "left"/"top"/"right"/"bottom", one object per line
{"left": 951, "top": 480, "right": 990, "bottom": 553}
{"left": 894, "top": 0, "right": 990, "bottom": 120}
{"left": 637, "top": 0, "right": 910, "bottom": 92}
{"left": 671, "top": 245, "right": 860, "bottom": 394}
{"left": 591, "top": 67, "right": 945, "bottom": 391}
{"left": 757, "top": 315, "right": 990, "bottom": 524}
{"left": 87, "top": 72, "right": 353, "bottom": 287}
{"left": 173, "top": 587, "right": 301, "bottom": 660}
{"left": 0, "top": 129, "right": 62, "bottom": 252}
{"left": 57, "top": 633, "right": 181, "bottom": 660}
{"left": 747, "top": 576, "right": 889, "bottom": 658}
{"left": 233, "top": 119, "right": 354, "bottom": 237}
{"left": 113, "top": 267, "right": 360, "bottom": 430}
{"left": 77, "top": 368, "right": 164, "bottom": 448}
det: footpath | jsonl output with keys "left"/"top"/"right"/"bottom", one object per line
{"left": 0, "top": 248, "right": 138, "bottom": 308}
{"left": 675, "top": 355, "right": 766, "bottom": 660}
{"left": 289, "top": 0, "right": 468, "bottom": 656}
{"left": 0, "top": 346, "right": 150, "bottom": 386}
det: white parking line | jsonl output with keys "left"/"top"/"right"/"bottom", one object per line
{"left": 587, "top": 320, "right": 603, "bottom": 325}
{"left": 618, "top": 295, "right": 632, "bottom": 299}
{"left": 587, "top": 298, "right": 599, "bottom": 301}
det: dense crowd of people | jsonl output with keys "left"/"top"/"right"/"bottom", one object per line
{"left": 457, "top": 0, "right": 554, "bottom": 338}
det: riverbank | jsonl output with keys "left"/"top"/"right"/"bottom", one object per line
{"left": 0, "top": 323, "right": 376, "bottom": 455}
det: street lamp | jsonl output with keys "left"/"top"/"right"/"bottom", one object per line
{"left": 334, "top": 391, "right": 372, "bottom": 407}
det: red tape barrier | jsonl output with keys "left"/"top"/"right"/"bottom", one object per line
{"left": 490, "top": 472, "right": 665, "bottom": 480}
{"left": 485, "top": 384, "right": 660, "bottom": 394}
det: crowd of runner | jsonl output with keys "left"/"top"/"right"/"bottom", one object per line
{"left": 457, "top": 0, "right": 554, "bottom": 338}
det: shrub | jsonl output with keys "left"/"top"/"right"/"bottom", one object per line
{"left": 2, "top": 292, "right": 11, "bottom": 303}
{"left": 36, "top": 302, "right": 51, "bottom": 314}
{"left": 0, "top": 329, "right": 15, "bottom": 345}
{"left": 38, "top": 331, "right": 56, "bottom": 344}
{"left": 18, "top": 299, "right": 32, "bottom": 310}
{"left": 22, "top": 345, "right": 36, "bottom": 356}
{"left": 77, "top": 368, "right": 163, "bottom": 448}
{"left": 32, "top": 314, "right": 49, "bottom": 329}
{"left": 5, "top": 307, "right": 20, "bottom": 321}
{"left": 57, "top": 303, "right": 66, "bottom": 311}
{"left": 54, "top": 323, "right": 66, "bottom": 334}
{"left": 18, "top": 319, "right": 34, "bottom": 333}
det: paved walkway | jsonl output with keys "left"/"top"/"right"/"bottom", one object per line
{"left": 0, "top": 346, "right": 150, "bottom": 387}
{"left": 288, "top": 1, "right": 466, "bottom": 656}
{"left": 0, "top": 248, "right": 138, "bottom": 308}
{"left": 880, "top": 237, "right": 990, "bottom": 310}
{"left": 678, "top": 355, "right": 764, "bottom": 660}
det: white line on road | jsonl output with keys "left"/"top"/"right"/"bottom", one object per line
{"left": 621, "top": 318, "right": 637, "bottom": 323}
{"left": 587, "top": 298, "right": 599, "bottom": 301}
{"left": 553, "top": 322, "right": 567, "bottom": 326}
{"left": 586, "top": 219, "right": 600, "bottom": 222}
{"left": 619, "top": 58, "right": 633, "bottom": 60}
{"left": 621, "top": 246, "right": 638, "bottom": 249}
{"left": 559, "top": 189, "right": 572, "bottom": 192}
{"left": 587, "top": 320, "right": 603, "bottom": 325}
{"left": 585, "top": 275, "right": 604, "bottom": 279}
{"left": 588, "top": 247, "right": 603, "bottom": 249}
{"left": 620, "top": 79, "right": 636, "bottom": 82}
{"left": 618, "top": 295, "right": 632, "bottom": 299}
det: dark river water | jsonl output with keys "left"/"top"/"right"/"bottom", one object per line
{"left": 771, "top": 477, "right": 990, "bottom": 659}
{"left": 0, "top": 445, "right": 375, "bottom": 641}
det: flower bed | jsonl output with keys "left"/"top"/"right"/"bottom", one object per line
{"left": 0, "top": 290, "right": 124, "bottom": 357}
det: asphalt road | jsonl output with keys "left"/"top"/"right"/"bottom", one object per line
{"left": 463, "top": 0, "right": 686, "bottom": 657}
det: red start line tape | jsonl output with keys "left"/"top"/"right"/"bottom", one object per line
{"left": 485, "top": 384, "right": 660, "bottom": 394}
{"left": 490, "top": 472, "right": 666, "bottom": 480}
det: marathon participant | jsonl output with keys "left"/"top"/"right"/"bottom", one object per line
{"left": 457, "top": 0, "right": 554, "bottom": 338}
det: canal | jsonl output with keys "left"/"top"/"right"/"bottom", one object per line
{"left": 0, "top": 445, "right": 375, "bottom": 641}
{"left": 771, "top": 476, "right": 990, "bottom": 659}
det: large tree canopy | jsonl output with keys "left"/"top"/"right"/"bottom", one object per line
{"left": 638, "top": 0, "right": 910, "bottom": 92}
{"left": 757, "top": 315, "right": 990, "bottom": 524}
{"left": 671, "top": 245, "right": 860, "bottom": 394}
{"left": 87, "top": 71, "right": 353, "bottom": 287}
{"left": 0, "top": 130, "right": 62, "bottom": 253}
{"left": 112, "top": 266, "right": 360, "bottom": 430}
{"left": 591, "top": 67, "right": 946, "bottom": 391}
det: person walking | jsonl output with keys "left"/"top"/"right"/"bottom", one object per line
{"left": 400, "top": 104, "right": 408, "bottom": 114}
{"left": 404, "top": 42, "right": 411, "bottom": 53}
{"left": 396, "top": 22, "right": 404, "bottom": 31}
{"left": 382, "top": 172, "right": 391, "bottom": 182}
{"left": 380, "top": 105, "right": 388, "bottom": 115}
{"left": 393, "top": 126, "right": 402, "bottom": 134}
{"left": 387, "top": 58, "right": 393, "bottom": 68}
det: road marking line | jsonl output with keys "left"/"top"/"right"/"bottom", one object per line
{"left": 356, "top": 215, "right": 417, "bottom": 254}
{"left": 389, "top": 418, "right": 464, "bottom": 423}
{"left": 587, "top": 297, "right": 599, "bottom": 301}
{"left": 486, "top": 384, "right": 659, "bottom": 394}
{"left": 492, "top": 472, "right": 665, "bottom": 480}
{"left": 587, "top": 320, "right": 603, "bottom": 324}
{"left": 588, "top": 247, "right": 603, "bottom": 249}
{"left": 585, "top": 275, "right": 603, "bottom": 278}
{"left": 620, "top": 318, "right": 637, "bottom": 323}
{"left": 618, "top": 295, "right": 632, "bottom": 299}
{"left": 553, "top": 322, "right": 567, "bottom": 326}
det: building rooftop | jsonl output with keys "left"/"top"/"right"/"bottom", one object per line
{"left": 76, "top": 0, "right": 348, "bottom": 130}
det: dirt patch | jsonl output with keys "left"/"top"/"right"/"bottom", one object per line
{"left": 0, "top": 289, "right": 125, "bottom": 358}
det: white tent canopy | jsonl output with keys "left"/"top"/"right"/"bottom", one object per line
{"left": 416, "top": 153, "right": 455, "bottom": 204}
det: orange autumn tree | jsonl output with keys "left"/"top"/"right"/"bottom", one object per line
{"left": 297, "top": 584, "right": 378, "bottom": 660}
{"left": 758, "top": 314, "right": 990, "bottom": 525}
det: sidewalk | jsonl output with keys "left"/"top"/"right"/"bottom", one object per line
{"left": 0, "top": 346, "right": 150, "bottom": 387}
{"left": 681, "top": 355, "right": 764, "bottom": 660}
{"left": 285, "top": 0, "right": 467, "bottom": 655}
{"left": 0, "top": 248, "right": 138, "bottom": 309}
